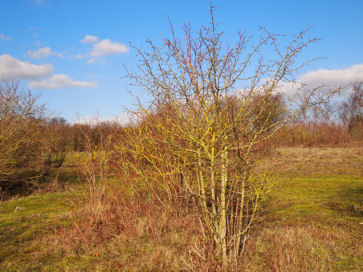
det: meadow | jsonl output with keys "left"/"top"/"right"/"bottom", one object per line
{"left": 0, "top": 146, "right": 361, "bottom": 271}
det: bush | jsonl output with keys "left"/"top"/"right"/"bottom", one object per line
{"left": 0, "top": 82, "right": 65, "bottom": 196}
{"left": 114, "top": 7, "right": 339, "bottom": 269}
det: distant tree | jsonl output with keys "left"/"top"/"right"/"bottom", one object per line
{"left": 0, "top": 81, "right": 65, "bottom": 194}
{"left": 339, "top": 82, "right": 362, "bottom": 139}
{"left": 49, "top": 117, "right": 67, "bottom": 125}
{"left": 0, "top": 82, "right": 44, "bottom": 179}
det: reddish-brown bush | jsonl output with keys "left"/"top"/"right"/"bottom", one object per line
{"left": 272, "top": 122, "right": 353, "bottom": 147}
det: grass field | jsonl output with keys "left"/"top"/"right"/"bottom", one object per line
{"left": 0, "top": 147, "right": 362, "bottom": 271}
{"left": 247, "top": 147, "right": 362, "bottom": 271}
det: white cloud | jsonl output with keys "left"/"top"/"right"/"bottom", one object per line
{"left": 90, "top": 39, "right": 129, "bottom": 57}
{"left": 73, "top": 113, "right": 132, "bottom": 126}
{"left": 78, "top": 35, "right": 129, "bottom": 63}
{"left": 28, "top": 74, "right": 97, "bottom": 90}
{"left": 0, "top": 54, "right": 53, "bottom": 80}
{"left": 0, "top": 34, "right": 10, "bottom": 41}
{"left": 277, "top": 64, "right": 363, "bottom": 96}
{"left": 81, "top": 35, "right": 99, "bottom": 43}
{"left": 300, "top": 64, "right": 363, "bottom": 87}
{"left": 276, "top": 81, "right": 303, "bottom": 97}
{"left": 27, "top": 46, "right": 62, "bottom": 59}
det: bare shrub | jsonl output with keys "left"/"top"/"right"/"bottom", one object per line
{"left": 0, "top": 81, "right": 65, "bottom": 196}
{"left": 115, "top": 6, "right": 340, "bottom": 269}
{"left": 58, "top": 6, "right": 343, "bottom": 270}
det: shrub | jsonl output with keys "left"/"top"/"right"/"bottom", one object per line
{"left": 115, "top": 6, "right": 340, "bottom": 269}
{"left": 0, "top": 82, "right": 65, "bottom": 195}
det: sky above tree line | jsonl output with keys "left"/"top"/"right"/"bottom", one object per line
{"left": 0, "top": 0, "right": 362, "bottom": 123}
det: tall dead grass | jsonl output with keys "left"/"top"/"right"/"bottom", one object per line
{"left": 243, "top": 223, "right": 361, "bottom": 271}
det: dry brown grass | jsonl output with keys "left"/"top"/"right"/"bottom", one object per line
{"left": 56, "top": 182, "right": 206, "bottom": 271}
{"left": 243, "top": 223, "right": 362, "bottom": 271}
{"left": 54, "top": 146, "right": 362, "bottom": 271}
{"left": 256, "top": 146, "right": 363, "bottom": 176}
{"left": 2, "top": 146, "right": 358, "bottom": 271}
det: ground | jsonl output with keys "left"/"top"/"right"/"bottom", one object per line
{"left": 0, "top": 147, "right": 362, "bottom": 271}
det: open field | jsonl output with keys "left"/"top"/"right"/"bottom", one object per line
{"left": 248, "top": 147, "right": 362, "bottom": 271}
{"left": 0, "top": 147, "right": 362, "bottom": 271}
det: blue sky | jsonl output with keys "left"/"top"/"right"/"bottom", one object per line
{"left": 1, "top": 0, "right": 362, "bottom": 123}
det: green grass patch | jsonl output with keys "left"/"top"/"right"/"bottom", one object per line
{"left": 250, "top": 148, "right": 363, "bottom": 271}
{"left": 270, "top": 174, "right": 363, "bottom": 222}
{"left": 0, "top": 192, "right": 75, "bottom": 271}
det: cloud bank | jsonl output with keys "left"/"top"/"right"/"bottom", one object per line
{"left": 73, "top": 113, "right": 132, "bottom": 126}
{"left": 300, "top": 64, "right": 363, "bottom": 87}
{"left": 0, "top": 54, "right": 53, "bottom": 80}
{"left": 28, "top": 74, "right": 97, "bottom": 90}
{"left": 0, "top": 54, "right": 97, "bottom": 90}
{"left": 278, "top": 64, "right": 363, "bottom": 96}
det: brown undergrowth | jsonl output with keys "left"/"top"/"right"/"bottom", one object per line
{"left": 272, "top": 122, "right": 361, "bottom": 147}
{"left": 54, "top": 138, "right": 362, "bottom": 271}
{"left": 243, "top": 222, "right": 361, "bottom": 272}
{"left": 54, "top": 123, "right": 223, "bottom": 270}
{"left": 56, "top": 181, "right": 225, "bottom": 270}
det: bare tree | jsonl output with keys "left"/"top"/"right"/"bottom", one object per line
{"left": 0, "top": 82, "right": 44, "bottom": 179}
{"left": 117, "top": 6, "right": 339, "bottom": 269}
{"left": 0, "top": 81, "right": 65, "bottom": 195}
{"left": 339, "top": 82, "right": 362, "bottom": 137}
